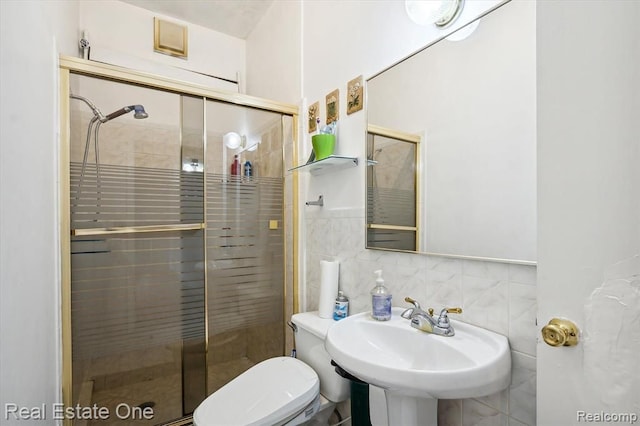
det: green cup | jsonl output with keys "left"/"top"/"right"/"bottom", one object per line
{"left": 312, "top": 134, "right": 336, "bottom": 160}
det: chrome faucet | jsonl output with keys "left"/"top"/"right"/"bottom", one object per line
{"left": 401, "top": 297, "right": 462, "bottom": 337}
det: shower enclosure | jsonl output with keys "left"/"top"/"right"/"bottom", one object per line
{"left": 60, "top": 58, "right": 297, "bottom": 425}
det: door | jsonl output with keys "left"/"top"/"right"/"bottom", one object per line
{"left": 537, "top": 1, "right": 640, "bottom": 425}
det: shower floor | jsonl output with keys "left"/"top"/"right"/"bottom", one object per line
{"left": 89, "top": 370, "right": 182, "bottom": 425}
{"left": 87, "top": 357, "right": 256, "bottom": 425}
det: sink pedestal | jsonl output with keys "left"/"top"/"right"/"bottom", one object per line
{"left": 385, "top": 391, "right": 438, "bottom": 426}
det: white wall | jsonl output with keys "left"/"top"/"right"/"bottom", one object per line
{"left": 0, "top": 1, "right": 77, "bottom": 423}
{"left": 246, "top": 0, "right": 302, "bottom": 104}
{"left": 79, "top": 0, "right": 245, "bottom": 84}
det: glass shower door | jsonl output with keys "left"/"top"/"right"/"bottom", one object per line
{"left": 67, "top": 73, "right": 289, "bottom": 424}
{"left": 204, "top": 101, "right": 285, "bottom": 394}
{"left": 69, "top": 75, "right": 206, "bottom": 424}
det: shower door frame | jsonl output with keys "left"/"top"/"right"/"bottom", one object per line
{"left": 58, "top": 55, "right": 301, "bottom": 426}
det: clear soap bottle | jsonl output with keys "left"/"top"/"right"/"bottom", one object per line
{"left": 371, "top": 270, "right": 392, "bottom": 321}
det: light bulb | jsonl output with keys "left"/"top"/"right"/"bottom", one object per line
{"left": 223, "top": 132, "right": 241, "bottom": 149}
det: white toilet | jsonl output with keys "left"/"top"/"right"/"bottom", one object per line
{"left": 193, "top": 312, "right": 350, "bottom": 426}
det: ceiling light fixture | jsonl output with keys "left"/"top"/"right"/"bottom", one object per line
{"left": 405, "top": 0, "right": 465, "bottom": 28}
{"left": 223, "top": 132, "right": 242, "bottom": 149}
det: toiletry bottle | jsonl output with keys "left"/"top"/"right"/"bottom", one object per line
{"left": 333, "top": 291, "right": 349, "bottom": 321}
{"left": 244, "top": 160, "right": 252, "bottom": 177}
{"left": 231, "top": 155, "right": 240, "bottom": 175}
{"left": 371, "top": 270, "right": 392, "bottom": 321}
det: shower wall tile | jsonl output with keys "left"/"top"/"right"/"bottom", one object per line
{"left": 84, "top": 343, "right": 180, "bottom": 379}
{"left": 246, "top": 321, "right": 283, "bottom": 363}
{"left": 208, "top": 329, "right": 248, "bottom": 364}
{"left": 70, "top": 111, "right": 181, "bottom": 170}
{"left": 133, "top": 153, "right": 179, "bottom": 170}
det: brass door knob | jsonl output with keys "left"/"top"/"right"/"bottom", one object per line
{"left": 541, "top": 318, "right": 579, "bottom": 347}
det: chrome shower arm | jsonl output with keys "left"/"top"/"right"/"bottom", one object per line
{"left": 70, "top": 93, "right": 106, "bottom": 122}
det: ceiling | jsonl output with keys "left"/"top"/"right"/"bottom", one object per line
{"left": 119, "top": 0, "right": 275, "bottom": 39}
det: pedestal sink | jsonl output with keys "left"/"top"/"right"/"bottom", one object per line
{"left": 325, "top": 307, "right": 511, "bottom": 426}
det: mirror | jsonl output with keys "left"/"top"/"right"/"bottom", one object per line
{"left": 367, "top": 126, "right": 420, "bottom": 251}
{"left": 366, "top": 0, "right": 536, "bottom": 263}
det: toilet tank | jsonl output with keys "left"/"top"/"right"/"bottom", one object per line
{"left": 291, "top": 312, "right": 350, "bottom": 402}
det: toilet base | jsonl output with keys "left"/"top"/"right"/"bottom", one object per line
{"left": 283, "top": 394, "right": 321, "bottom": 426}
{"left": 300, "top": 394, "right": 335, "bottom": 426}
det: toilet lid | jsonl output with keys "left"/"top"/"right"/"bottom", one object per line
{"left": 193, "top": 357, "right": 319, "bottom": 426}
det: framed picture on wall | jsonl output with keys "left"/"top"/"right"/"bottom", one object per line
{"left": 308, "top": 101, "right": 319, "bottom": 133}
{"left": 347, "top": 75, "right": 363, "bottom": 115}
{"left": 326, "top": 89, "right": 339, "bottom": 124}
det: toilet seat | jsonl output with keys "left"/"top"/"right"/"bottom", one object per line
{"left": 193, "top": 357, "right": 320, "bottom": 426}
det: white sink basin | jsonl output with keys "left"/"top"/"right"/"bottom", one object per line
{"left": 325, "top": 307, "right": 511, "bottom": 425}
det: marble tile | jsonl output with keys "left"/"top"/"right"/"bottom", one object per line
{"left": 508, "top": 264, "right": 537, "bottom": 286}
{"left": 475, "top": 387, "right": 509, "bottom": 416}
{"left": 462, "top": 399, "right": 508, "bottom": 426}
{"left": 508, "top": 417, "right": 528, "bottom": 426}
{"left": 463, "top": 259, "right": 509, "bottom": 281}
{"left": 393, "top": 267, "right": 428, "bottom": 308}
{"left": 461, "top": 261, "right": 509, "bottom": 335}
{"left": 333, "top": 217, "right": 365, "bottom": 262}
{"left": 425, "top": 256, "right": 463, "bottom": 310}
{"left": 306, "top": 218, "right": 334, "bottom": 256}
{"left": 509, "top": 352, "right": 536, "bottom": 426}
{"left": 438, "top": 399, "right": 463, "bottom": 426}
{"left": 508, "top": 283, "right": 537, "bottom": 356}
{"left": 331, "top": 258, "right": 366, "bottom": 314}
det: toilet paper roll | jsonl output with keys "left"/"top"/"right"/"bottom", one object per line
{"left": 318, "top": 260, "right": 340, "bottom": 319}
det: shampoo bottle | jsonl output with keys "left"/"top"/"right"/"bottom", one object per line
{"left": 231, "top": 155, "right": 240, "bottom": 175}
{"left": 371, "top": 270, "right": 392, "bottom": 321}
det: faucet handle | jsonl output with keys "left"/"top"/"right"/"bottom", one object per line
{"left": 400, "top": 308, "right": 414, "bottom": 319}
{"left": 404, "top": 296, "right": 421, "bottom": 309}
{"left": 437, "top": 307, "right": 462, "bottom": 328}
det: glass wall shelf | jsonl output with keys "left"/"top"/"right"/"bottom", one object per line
{"left": 289, "top": 155, "right": 358, "bottom": 176}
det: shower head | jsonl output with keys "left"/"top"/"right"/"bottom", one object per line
{"left": 132, "top": 105, "right": 148, "bottom": 119}
{"left": 104, "top": 105, "right": 149, "bottom": 122}
{"left": 70, "top": 94, "right": 149, "bottom": 123}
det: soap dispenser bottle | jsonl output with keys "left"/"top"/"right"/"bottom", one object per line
{"left": 371, "top": 270, "right": 392, "bottom": 321}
